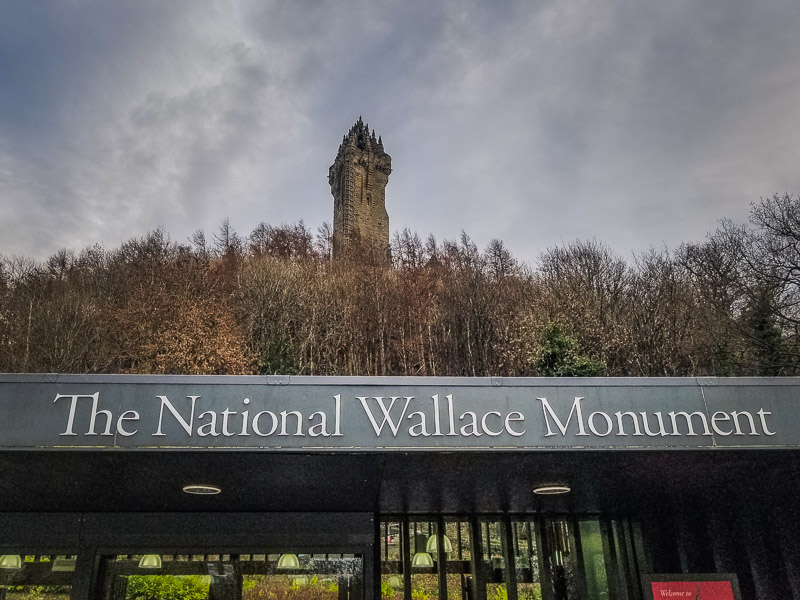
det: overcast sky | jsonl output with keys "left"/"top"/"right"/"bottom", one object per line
{"left": 2, "top": 0, "right": 800, "bottom": 263}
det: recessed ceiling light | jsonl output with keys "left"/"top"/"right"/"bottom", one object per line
{"left": 182, "top": 484, "right": 222, "bottom": 495}
{"left": 533, "top": 484, "right": 571, "bottom": 495}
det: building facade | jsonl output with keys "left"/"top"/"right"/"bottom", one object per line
{"left": 1, "top": 375, "right": 799, "bottom": 600}
{"left": 329, "top": 118, "right": 392, "bottom": 257}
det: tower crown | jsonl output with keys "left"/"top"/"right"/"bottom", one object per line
{"left": 337, "top": 117, "right": 387, "bottom": 154}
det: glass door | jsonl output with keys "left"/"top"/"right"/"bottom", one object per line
{"left": 381, "top": 517, "right": 628, "bottom": 600}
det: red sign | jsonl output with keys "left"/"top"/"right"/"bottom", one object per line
{"left": 642, "top": 575, "right": 741, "bottom": 600}
{"left": 650, "top": 581, "right": 734, "bottom": 600}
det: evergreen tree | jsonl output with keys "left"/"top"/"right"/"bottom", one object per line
{"left": 535, "top": 323, "right": 605, "bottom": 377}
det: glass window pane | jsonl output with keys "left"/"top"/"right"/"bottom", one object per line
{"left": 444, "top": 522, "right": 470, "bottom": 562}
{"left": 0, "top": 555, "right": 76, "bottom": 600}
{"left": 98, "top": 553, "right": 363, "bottom": 600}
{"left": 543, "top": 519, "right": 579, "bottom": 600}
{"left": 409, "top": 521, "right": 438, "bottom": 600}
{"left": 578, "top": 520, "right": 610, "bottom": 600}
{"left": 513, "top": 521, "right": 542, "bottom": 600}
{"left": 439, "top": 521, "right": 470, "bottom": 600}
{"left": 479, "top": 520, "right": 506, "bottom": 600}
{"left": 381, "top": 521, "right": 405, "bottom": 600}
{"left": 480, "top": 521, "right": 504, "bottom": 568}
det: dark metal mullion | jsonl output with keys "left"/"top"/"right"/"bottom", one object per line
{"left": 384, "top": 523, "right": 388, "bottom": 562}
{"left": 71, "top": 544, "right": 100, "bottom": 600}
{"left": 616, "top": 520, "right": 638, "bottom": 600}
{"left": 570, "top": 517, "right": 588, "bottom": 600}
{"left": 501, "top": 517, "right": 518, "bottom": 600}
{"left": 599, "top": 518, "right": 621, "bottom": 600}
{"left": 623, "top": 519, "right": 642, "bottom": 600}
{"left": 436, "top": 516, "right": 448, "bottom": 600}
{"left": 526, "top": 522, "right": 534, "bottom": 570}
{"left": 469, "top": 517, "right": 486, "bottom": 600}
{"left": 457, "top": 522, "right": 463, "bottom": 561}
{"left": 612, "top": 521, "right": 632, "bottom": 600}
{"left": 233, "top": 553, "right": 244, "bottom": 600}
{"left": 368, "top": 517, "right": 379, "bottom": 600}
{"left": 630, "top": 520, "right": 650, "bottom": 576}
{"left": 402, "top": 517, "right": 412, "bottom": 600}
{"left": 534, "top": 519, "right": 554, "bottom": 600}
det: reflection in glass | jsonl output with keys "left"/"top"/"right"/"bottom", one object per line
{"left": 543, "top": 520, "right": 579, "bottom": 600}
{"left": 578, "top": 520, "right": 610, "bottom": 600}
{"left": 380, "top": 521, "right": 405, "bottom": 600}
{"left": 277, "top": 555, "right": 301, "bottom": 570}
{"left": 424, "top": 535, "right": 452, "bottom": 555}
{"left": 513, "top": 521, "right": 542, "bottom": 600}
{"left": 411, "top": 553, "right": 433, "bottom": 567}
{"left": 443, "top": 520, "right": 470, "bottom": 600}
{"left": 99, "top": 554, "right": 362, "bottom": 600}
{"left": 138, "top": 555, "right": 163, "bottom": 569}
{"left": 409, "top": 521, "right": 438, "bottom": 600}
{"left": 0, "top": 556, "right": 22, "bottom": 570}
{"left": 479, "top": 520, "right": 507, "bottom": 600}
{"left": 0, "top": 555, "right": 75, "bottom": 600}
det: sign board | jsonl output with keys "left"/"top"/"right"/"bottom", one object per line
{"left": 0, "top": 375, "right": 798, "bottom": 451}
{"left": 642, "top": 574, "right": 742, "bottom": 600}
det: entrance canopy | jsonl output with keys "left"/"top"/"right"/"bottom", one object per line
{"left": 0, "top": 375, "right": 798, "bottom": 514}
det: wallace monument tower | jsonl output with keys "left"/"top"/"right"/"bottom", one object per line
{"left": 329, "top": 118, "right": 392, "bottom": 257}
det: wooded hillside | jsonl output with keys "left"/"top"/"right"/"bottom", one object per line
{"left": 2, "top": 194, "right": 798, "bottom": 376}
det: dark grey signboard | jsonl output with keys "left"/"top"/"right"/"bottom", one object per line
{"left": 0, "top": 375, "right": 798, "bottom": 451}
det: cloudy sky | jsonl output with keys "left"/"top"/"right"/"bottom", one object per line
{"left": 2, "top": 0, "right": 800, "bottom": 262}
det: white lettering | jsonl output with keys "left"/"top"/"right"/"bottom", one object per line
{"left": 239, "top": 398, "right": 251, "bottom": 436}
{"left": 615, "top": 411, "right": 643, "bottom": 436}
{"left": 358, "top": 396, "right": 412, "bottom": 436}
{"left": 730, "top": 411, "right": 758, "bottom": 436}
{"left": 446, "top": 394, "right": 457, "bottom": 436}
{"left": 538, "top": 397, "right": 589, "bottom": 437}
{"left": 481, "top": 411, "right": 503, "bottom": 436}
{"left": 668, "top": 411, "right": 711, "bottom": 436}
{"left": 711, "top": 411, "right": 732, "bottom": 436}
{"left": 640, "top": 412, "right": 668, "bottom": 436}
{"left": 252, "top": 410, "right": 278, "bottom": 436}
{"left": 279, "top": 410, "right": 304, "bottom": 436}
{"left": 220, "top": 408, "right": 236, "bottom": 436}
{"left": 408, "top": 411, "right": 431, "bottom": 437}
{"left": 86, "top": 393, "right": 114, "bottom": 436}
{"left": 116, "top": 410, "right": 139, "bottom": 437}
{"left": 431, "top": 394, "right": 443, "bottom": 436}
{"left": 196, "top": 410, "right": 219, "bottom": 436}
{"left": 54, "top": 393, "right": 97, "bottom": 436}
{"left": 757, "top": 408, "right": 776, "bottom": 435}
{"left": 588, "top": 411, "right": 613, "bottom": 436}
{"left": 504, "top": 412, "right": 525, "bottom": 437}
{"left": 154, "top": 395, "right": 198, "bottom": 436}
{"left": 307, "top": 411, "right": 330, "bottom": 437}
{"left": 333, "top": 394, "right": 343, "bottom": 436}
{"left": 459, "top": 411, "right": 482, "bottom": 436}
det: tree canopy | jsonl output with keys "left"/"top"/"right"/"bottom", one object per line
{"left": 2, "top": 195, "right": 798, "bottom": 376}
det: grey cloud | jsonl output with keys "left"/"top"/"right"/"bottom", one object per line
{"left": 2, "top": 0, "right": 800, "bottom": 262}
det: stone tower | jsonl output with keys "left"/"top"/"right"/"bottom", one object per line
{"left": 329, "top": 117, "right": 392, "bottom": 257}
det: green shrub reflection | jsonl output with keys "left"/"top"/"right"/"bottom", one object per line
{"left": 126, "top": 576, "right": 210, "bottom": 600}
{"left": 243, "top": 575, "right": 339, "bottom": 600}
{"left": 6, "top": 586, "right": 71, "bottom": 600}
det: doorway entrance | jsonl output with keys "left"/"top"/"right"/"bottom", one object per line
{"left": 380, "top": 516, "right": 638, "bottom": 600}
